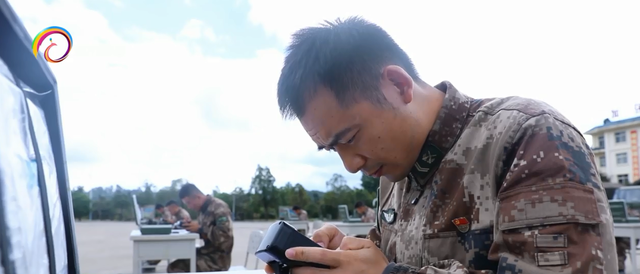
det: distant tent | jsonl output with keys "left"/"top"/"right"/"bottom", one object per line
{"left": 0, "top": 0, "right": 79, "bottom": 273}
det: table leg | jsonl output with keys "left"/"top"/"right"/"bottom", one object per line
{"left": 190, "top": 251, "right": 196, "bottom": 273}
{"left": 631, "top": 234, "right": 638, "bottom": 274}
{"left": 133, "top": 242, "right": 141, "bottom": 274}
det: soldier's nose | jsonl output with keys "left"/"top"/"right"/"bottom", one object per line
{"left": 336, "top": 147, "right": 365, "bottom": 174}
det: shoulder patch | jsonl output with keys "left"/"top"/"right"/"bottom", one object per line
{"left": 216, "top": 216, "right": 229, "bottom": 225}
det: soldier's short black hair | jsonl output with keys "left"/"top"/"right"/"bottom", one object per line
{"left": 354, "top": 201, "right": 365, "bottom": 208}
{"left": 277, "top": 16, "right": 423, "bottom": 119}
{"left": 165, "top": 200, "right": 178, "bottom": 206}
{"left": 155, "top": 203, "right": 164, "bottom": 210}
{"left": 292, "top": 205, "right": 301, "bottom": 211}
{"left": 179, "top": 183, "right": 203, "bottom": 199}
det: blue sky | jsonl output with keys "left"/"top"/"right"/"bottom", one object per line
{"left": 8, "top": 0, "right": 640, "bottom": 194}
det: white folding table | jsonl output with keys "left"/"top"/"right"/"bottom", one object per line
{"left": 615, "top": 223, "right": 640, "bottom": 274}
{"left": 330, "top": 222, "right": 373, "bottom": 236}
{"left": 130, "top": 229, "right": 200, "bottom": 274}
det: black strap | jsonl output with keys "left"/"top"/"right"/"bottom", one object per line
{"left": 16, "top": 76, "right": 57, "bottom": 274}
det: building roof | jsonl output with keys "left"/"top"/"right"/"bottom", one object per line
{"left": 585, "top": 115, "right": 640, "bottom": 135}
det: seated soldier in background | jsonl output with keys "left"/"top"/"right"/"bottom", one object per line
{"left": 165, "top": 200, "right": 192, "bottom": 224}
{"left": 292, "top": 205, "right": 308, "bottom": 220}
{"left": 167, "top": 183, "right": 234, "bottom": 273}
{"left": 354, "top": 201, "right": 376, "bottom": 223}
{"left": 155, "top": 203, "right": 172, "bottom": 223}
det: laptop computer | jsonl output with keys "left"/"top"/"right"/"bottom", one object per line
{"left": 132, "top": 195, "right": 173, "bottom": 234}
{"left": 338, "top": 205, "right": 362, "bottom": 223}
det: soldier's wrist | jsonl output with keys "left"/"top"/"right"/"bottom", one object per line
{"left": 197, "top": 227, "right": 204, "bottom": 234}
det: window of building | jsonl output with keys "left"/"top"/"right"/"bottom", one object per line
{"left": 618, "top": 174, "right": 630, "bottom": 184}
{"left": 616, "top": 152, "right": 628, "bottom": 165}
{"left": 598, "top": 135, "right": 605, "bottom": 148}
{"left": 599, "top": 156, "right": 606, "bottom": 167}
{"left": 615, "top": 131, "right": 627, "bottom": 143}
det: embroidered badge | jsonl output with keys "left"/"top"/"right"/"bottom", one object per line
{"left": 216, "top": 216, "right": 229, "bottom": 225}
{"left": 381, "top": 208, "right": 397, "bottom": 224}
{"left": 452, "top": 217, "right": 470, "bottom": 233}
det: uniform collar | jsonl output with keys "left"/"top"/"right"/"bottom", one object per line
{"left": 199, "top": 195, "right": 213, "bottom": 213}
{"left": 409, "top": 81, "right": 473, "bottom": 186}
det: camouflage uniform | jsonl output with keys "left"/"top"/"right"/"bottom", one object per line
{"left": 162, "top": 208, "right": 173, "bottom": 222}
{"left": 298, "top": 209, "right": 309, "bottom": 221}
{"left": 368, "top": 81, "right": 617, "bottom": 274}
{"left": 175, "top": 208, "right": 192, "bottom": 222}
{"left": 362, "top": 207, "right": 376, "bottom": 223}
{"left": 167, "top": 196, "right": 234, "bottom": 272}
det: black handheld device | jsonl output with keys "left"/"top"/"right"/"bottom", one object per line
{"left": 255, "top": 221, "right": 330, "bottom": 274}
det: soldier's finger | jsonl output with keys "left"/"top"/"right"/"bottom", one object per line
{"left": 264, "top": 264, "right": 274, "bottom": 274}
{"left": 338, "top": 236, "right": 370, "bottom": 250}
{"left": 285, "top": 247, "right": 341, "bottom": 267}
{"left": 310, "top": 224, "right": 344, "bottom": 250}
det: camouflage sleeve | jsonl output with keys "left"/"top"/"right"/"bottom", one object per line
{"left": 163, "top": 209, "right": 174, "bottom": 223}
{"left": 201, "top": 205, "right": 233, "bottom": 251}
{"left": 179, "top": 208, "right": 192, "bottom": 221}
{"left": 381, "top": 114, "right": 617, "bottom": 274}
{"left": 487, "top": 114, "right": 616, "bottom": 273}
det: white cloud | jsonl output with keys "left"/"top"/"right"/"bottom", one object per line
{"left": 179, "top": 19, "right": 216, "bottom": 42}
{"left": 8, "top": 0, "right": 640, "bottom": 193}
{"left": 247, "top": 0, "right": 640, "bottom": 136}
{"left": 8, "top": 0, "right": 353, "bottom": 193}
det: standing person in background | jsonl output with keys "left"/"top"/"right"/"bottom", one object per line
{"left": 165, "top": 200, "right": 192, "bottom": 223}
{"left": 354, "top": 201, "right": 375, "bottom": 223}
{"left": 167, "top": 183, "right": 234, "bottom": 273}
{"left": 292, "top": 205, "right": 308, "bottom": 220}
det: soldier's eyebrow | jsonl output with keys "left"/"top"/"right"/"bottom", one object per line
{"left": 317, "top": 126, "right": 355, "bottom": 151}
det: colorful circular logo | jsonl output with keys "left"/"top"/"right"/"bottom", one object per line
{"left": 32, "top": 26, "right": 73, "bottom": 63}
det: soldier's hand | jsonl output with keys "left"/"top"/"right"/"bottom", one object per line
{"left": 264, "top": 224, "right": 345, "bottom": 274}
{"left": 310, "top": 224, "right": 345, "bottom": 250}
{"left": 287, "top": 236, "right": 388, "bottom": 274}
{"left": 183, "top": 221, "right": 200, "bottom": 233}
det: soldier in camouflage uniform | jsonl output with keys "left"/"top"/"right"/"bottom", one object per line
{"left": 165, "top": 200, "right": 192, "bottom": 223}
{"left": 355, "top": 201, "right": 376, "bottom": 223}
{"left": 167, "top": 183, "right": 234, "bottom": 272}
{"left": 265, "top": 17, "right": 617, "bottom": 274}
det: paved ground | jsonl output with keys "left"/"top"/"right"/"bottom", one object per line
{"left": 75, "top": 221, "right": 639, "bottom": 274}
{"left": 75, "top": 221, "right": 272, "bottom": 274}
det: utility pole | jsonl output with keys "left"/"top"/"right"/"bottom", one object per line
{"left": 88, "top": 189, "right": 93, "bottom": 221}
{"left": 232, "top": 194, "right": 236, "bottom": 221}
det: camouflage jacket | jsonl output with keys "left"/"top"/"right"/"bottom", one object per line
{"left": 197, "top": 195, "right": 234, "bottom": 269}
{"left": 175, "top": 208, "right": 191, "bottom": 222}
{"left": 298, "top": 210, "right": 309, "bottom": 220}
{"left": 363, "top": 207, "right": 376, "bottom": 223}
{"left": 369, "top": 81, "right": 617, "bottom": 274}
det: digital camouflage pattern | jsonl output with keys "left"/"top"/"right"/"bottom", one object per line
{"left": 368, "top": 81, "right": 617, "bottom": 274}
{"left": 167, "top": 196, "right": 234, "bottom": 272}
{"left": 162, "top": 208, "right": 173, "bottom": 222}
{"left": 363, "top": 207, "right": 376, "bottom": 223}
{"left": 298, "top": 209, "right": 309, "bottom": 221}
{"left": 175, "top": 207, "right": 192, "bottom": 222}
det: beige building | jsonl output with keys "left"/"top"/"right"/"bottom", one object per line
{"left": 585, "top": 116, "right": 640, "bottom": 184}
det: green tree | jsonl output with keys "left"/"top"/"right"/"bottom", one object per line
{"left": 360, "top": 173, "right": 380, "bottom": 193}
{"left": 136, "top": 181, "right": 156, "bottom": 206}
{"left": 248, "top": 165, "right": 278, "bottom": 219}
{"left": 111, "top": 186, "right": 132, "bottom": 220}
{"left": 71, "top": 186, "right": 91, "bottom": 220}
